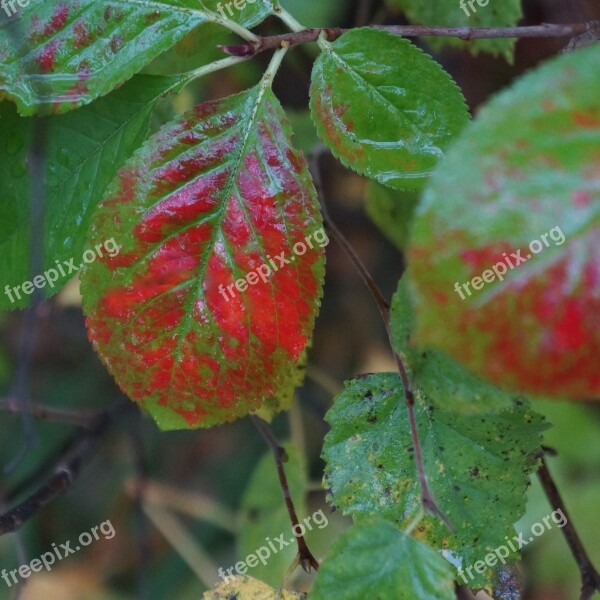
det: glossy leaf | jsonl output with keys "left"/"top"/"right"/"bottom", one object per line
{"left": 310, "top": 28, "right": 470, "bottom": 191}
{"left": 81, "top": 85, "right": 325, "bottom": 430}
{"left": 0, "top": 75, "right": 178, "bottom": 310}
{"left": 408, "top": 44, "right": 600, "bottom": 399}
{"left": 322, "top": 373, "right": 547, "bottom": 584}
{"left": 204, "top": 575, "right": 306, "bottom": 599}
{"left": 0, "top": 0, "right": 273, "bottom": 115}
{"left": 238, "top": 444, "right": 306, "bottom": 585}
{"left": 386, "top": 0, "right": 522, "bottom": 61}
{"left": 310, "top": 519, "right": 455, "bottom": 600}
{"left": 365, "top": 182, "right": 420, "bottom": 250}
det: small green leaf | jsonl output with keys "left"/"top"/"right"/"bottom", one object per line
{"left": 322, "top": 373, "right": 547, "bottom": 585}
{"left": 386, "top": 0, "right": 522, "bottom": 61}
{"left": 310, "top": 28, "right": 470, "bottom": 191}
{"left": 408, "top": 43, "right": 600, "bottom": 399}
{"left": 365, "top": 182, "right": 420, "bottom": 250}
{"left": 0, "top": 75, "right": 178, "bottom": 310}
{"left": 310, "top": 518, "right": 455, "bottom": 600}
{"left": 0, "top": 0, "right": 273, "bottom": 115}
{"left": 239, "top": 444, "right": 306, "bottom": 586}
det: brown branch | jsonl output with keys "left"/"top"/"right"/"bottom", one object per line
{"left": 0, "top": 402, "right": 129, "bottom": 536}
{"left": 308, "top": 148, "right": 453, "bottom": 532}
{"left": 250, "top": 415, "right": 319, "bottom": 573}
{"left": 538, "top": 457, "right": 600, "bottom": 600}
{"left": 221, "top": 21, "right": 600, "bottom": 57}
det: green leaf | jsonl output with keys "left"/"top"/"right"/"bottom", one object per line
{"left": 279, "top": 0, "right": 344, "bottom": 27}
{"left": 322, "top": 373, "right": 547, "bottom": 585}
{"left": 407, "top": 43, "right": 600, "bottom": 399}
{"left": 386, "top": 0, "right": 522, "bottom": 61}
{"left": 0, "top": 0, "right": 273, "bottom": 115}
{"left": 310, "top": 518, "right": 455, "bottom": 600}
{"left": 81, "top": 84, "right": 326, "bottom": 430}
{"left": 0, "top": 75, "right": 178, "bottom": 311}
{"left": 204, "top": 575, "right": 306, "bottom": 599}
{"left": 310, "top": 28, "right": 470, "bottom": 191}
{"left": 239, "top": 444, "right": 306, "bottom": 586}
{"left": 365, "top": 182, "right": 420, "bottom": 251}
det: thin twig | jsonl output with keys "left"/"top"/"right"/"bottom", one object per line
{"left": 250, "top": 415, "right": 319, "bottom": 573}
{"left": 309, "top": 148, "right": 452, "bottom": 530}
{"left": 220, "top": 21, "right": 600, "bottom": 56}
{"left": 538, "top": 457, "right": 600, "bottom": 600}
{"left": 0, "top": 402, "right": 129, "bottom": 536}
{"left": 0, "top": 397, "right": 98, "bottom": 428}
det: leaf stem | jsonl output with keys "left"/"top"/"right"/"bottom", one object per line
{"left": 250, "top": 416, "right": 319, "bottom": 574}
{"left": 220, "top": 21, "right": 600, "bottom": 56}
{"left": 181, "top": 55, "right": 251, "bottom": 87}
{"left": 272, "top": 5, "right": 306, "bottom": 33}
{"left": 261, "top": 45, "right": 289, "bottom": 85}
{"left": 538, "top": 457, "right": 600, "bottom": 600}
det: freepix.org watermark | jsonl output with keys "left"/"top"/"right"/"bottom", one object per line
{"left": 218, "top": 227, "right": 329, "bottom": 303}
{"left": 1, "top": 520, "right": 116, "bottom": 588}
{"left": 453, "top": 226, "right": 565, "bottom": 301}
{"left": 459, "top": 0, "right": 491, "bottom": 17}
{"left": 1, "top": 0, "right": 32, "bottom": 18}
{"left": 215, "top": 0, "right": 258, "bottom": 20}
{"left": 3, "top": 238, "right": 121, "bottom": 304}
{"left": 217, "top": 509, "right": 329, "bottom": 583}
{"left": 457, "top": 509, "right": 567, "bottom": 584}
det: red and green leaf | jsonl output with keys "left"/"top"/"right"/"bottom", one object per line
{"left": 81, "top": 85, "right": 325, "bottom": 430}
{"left": 310, "top": 28, "right": 470, "bottom": 191}
{"left": 0, "top": 0, "right": 274, "bottom": 115}
{"left": 408, "top": 44, "right": 600, "bottom": 399}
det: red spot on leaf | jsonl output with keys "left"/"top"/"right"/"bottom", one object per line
{"left": 36, "top": 40, "right": 60, "bottom": 73}
{"left": 572, "top": 190, "right": 591, "bottom": 207}
{"left": 73, "top": 20, "right": 92, "bottom": 49}
{"left": 572, "top": 110, "right": 600, "bottom": 129}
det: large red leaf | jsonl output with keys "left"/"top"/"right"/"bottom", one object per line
{"left": 81, "top": 87, "right": 325, "bottom": 430}
{"left": 407, "top": 45, "right": 600, "bottom": 399}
